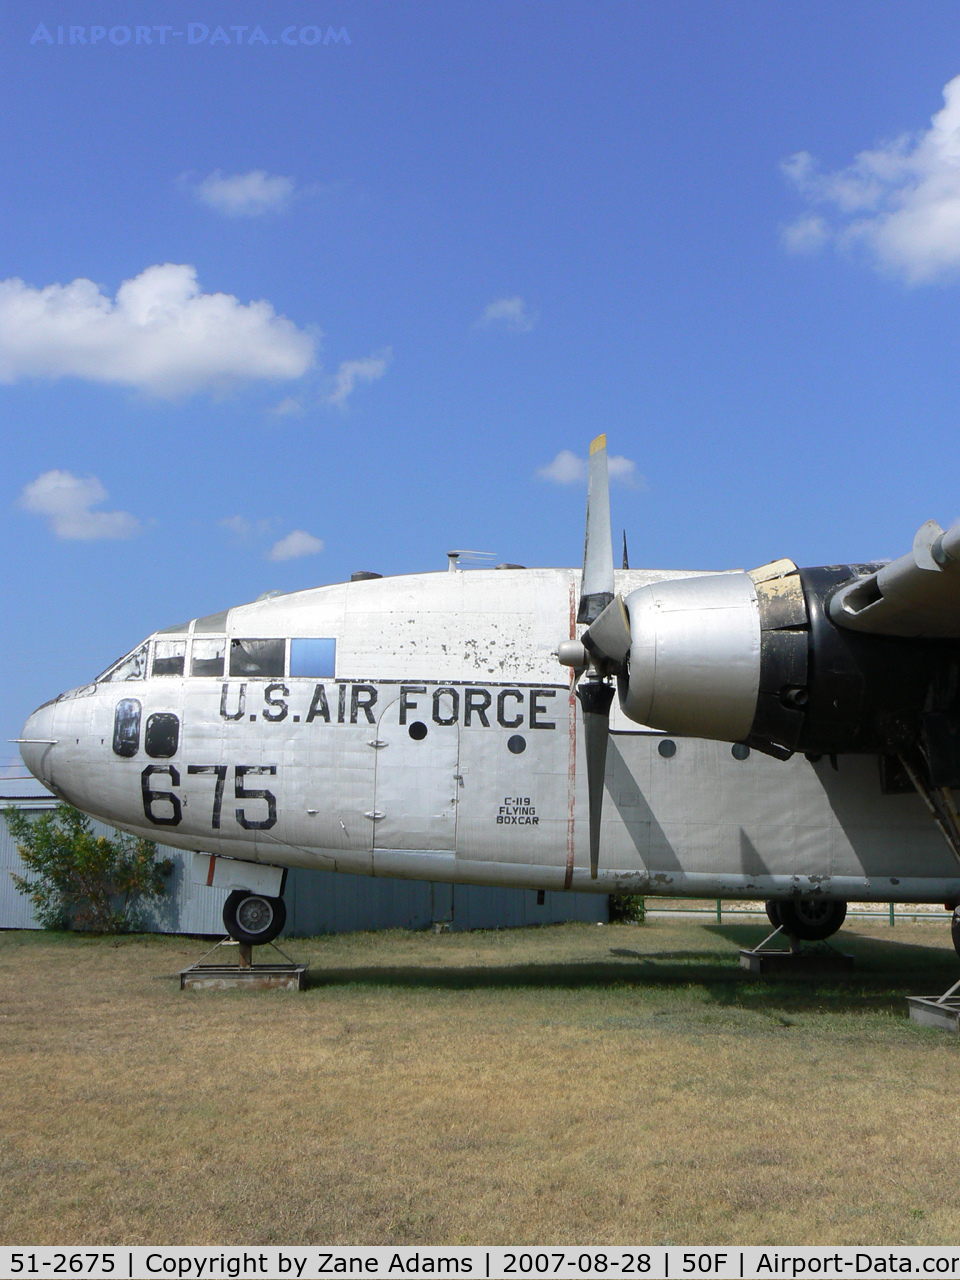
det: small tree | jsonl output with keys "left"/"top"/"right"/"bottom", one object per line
{"left": 609, "top": 892, "right": 646, "bottom": 924}
{"left": 4, "top": 803, "right": 171, "bottom": 933}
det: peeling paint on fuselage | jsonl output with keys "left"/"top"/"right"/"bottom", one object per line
{"left": 19, "top": 566, "right": 960, "bottom": 906}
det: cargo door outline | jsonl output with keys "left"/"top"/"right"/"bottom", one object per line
{"left": 372, "top": 691, "right": 460, "bottom": 851}
{"left": 455, "top": 687, "right": 571, "bottom": 868}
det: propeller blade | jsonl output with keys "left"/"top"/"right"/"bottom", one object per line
{"left": 622, "top": 530, "right": 629, "bottom": 571}
{"left": 578, "top": 434, "right": 615, "bottom": 624}
{"left": 577, "top": 679, "right": 615, "bottom": 878}
{"left": 582, "top": 595, "right": 632, "bottom": 670}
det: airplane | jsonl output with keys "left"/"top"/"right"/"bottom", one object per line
{"left": 15, "top": 435, "right": 960, "bottom": 957}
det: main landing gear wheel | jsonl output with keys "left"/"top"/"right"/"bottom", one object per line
{"left": 775, "top": 899, "right": 847, "bottom": 942}
{"left": 222, "top": 890, "right": 286, "bottom": 946}
{"left": 764, "top": 901, "right": 782, "bottom": 929}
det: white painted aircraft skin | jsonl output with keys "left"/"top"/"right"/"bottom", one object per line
{"left": 19, "top": 567, "right": 960, "bottom": 906}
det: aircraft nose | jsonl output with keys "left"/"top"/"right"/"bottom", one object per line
{"left": 18, "top": 700, "right": 58, "bottom": 786}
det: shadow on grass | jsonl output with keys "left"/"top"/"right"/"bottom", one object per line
{"left": 305, "top": 925, "right": 960, "bottom": 1015}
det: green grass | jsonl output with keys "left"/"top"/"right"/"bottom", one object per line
{"left": 1, "top": 918, "right": 958, "bottom": 1246}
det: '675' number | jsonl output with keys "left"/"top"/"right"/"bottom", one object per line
{"left": 140, "top": 764, "right": 277, "bottom": 830}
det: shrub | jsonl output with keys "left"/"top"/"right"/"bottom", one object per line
{"left": 609, "top": 892, "right": 646, "bottom": 924}
{"left": 3, "top": 803, "right": 171, "bottom": 933}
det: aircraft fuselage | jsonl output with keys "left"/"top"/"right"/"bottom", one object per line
{"left": 18, "top": 566, "right": 960, "bottom": 906}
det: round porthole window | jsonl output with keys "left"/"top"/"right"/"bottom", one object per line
{"left": 657, "top": 739, "right": 677, "bottom": 759}
{"left": 507, "top": 735, "right": 526, "bottom": 755}
{"left": 731, "top": 743, "right": 750, "bottom": 761}
{"left": 408, "top": 721, "right": 428, "bottom": 741}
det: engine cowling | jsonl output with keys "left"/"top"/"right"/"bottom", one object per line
{"left": 619, "top": 571, "right": 761, "bottom": 742}
{"left": 614, "top": 559, "right": 960, "bottom": 766}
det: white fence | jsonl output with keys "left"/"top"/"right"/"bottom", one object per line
{"left": 642, "top": 898, "right": 948, "bottom": 925}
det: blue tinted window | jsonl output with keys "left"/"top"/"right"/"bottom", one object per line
{"left": 290, "top": 637, "right": 336, "bottom": 678}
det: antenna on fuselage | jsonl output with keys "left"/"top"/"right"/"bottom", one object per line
{"left": 447, "top": 550, "right": 496, "bottom": 572}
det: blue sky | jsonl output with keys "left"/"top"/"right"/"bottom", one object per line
{"left": 5, "top": 1, "right": 960, "bottom": 770}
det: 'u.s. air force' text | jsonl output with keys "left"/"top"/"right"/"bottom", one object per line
{"left": 218, "top": 683, "right": 561, "bottom": 729}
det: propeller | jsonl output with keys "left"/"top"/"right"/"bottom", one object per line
{"left": 578, "top": 436, "right": 615, "bottom": 625}
{"left": 559, "top": 435, "right": 634, "bottom": 878}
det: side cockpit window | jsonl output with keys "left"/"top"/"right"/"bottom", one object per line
{"left": 152, "top": 640, "right": 185, "bottom": 677}
{"left": 290, "top": 638, "right": 337, "bottom": 677}
{"left": 230, "top": 638, "right": 285, "bottom": 677}
{"left": 145, "top": 712, "right": 180, "bottom": 758}
{"left": 191, "top": 638, "right": 225, "bottom": 677}
{"left": 98, "top": 642, "right": 149, "bottom": 683}
{"left": 113, "top": 699, "right": 141, "bottom": 757}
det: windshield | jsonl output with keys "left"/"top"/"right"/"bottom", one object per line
{"left": 96, "top": 642, "right": 149, "bottom": 682}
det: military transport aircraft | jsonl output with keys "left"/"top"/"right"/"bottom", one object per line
{"left": 16, "top": 436, "right": 960, "bottom": 954}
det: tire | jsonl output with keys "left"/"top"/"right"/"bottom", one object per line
{"left": 777, "top": 898, "right": 847, "bottom": 942}
{"left": 222, "top": 889, "right": 286, "bottom": 945}
{"left": 765, "top": 901, "right": 782, "bottom": 929}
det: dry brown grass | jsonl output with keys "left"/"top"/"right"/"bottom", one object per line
{"left": 2, "top": 917, "right": 960, "bottom": 1247}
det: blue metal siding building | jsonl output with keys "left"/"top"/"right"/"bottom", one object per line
{"left": 0, "top": 791, "right": 607, "bottom": 935}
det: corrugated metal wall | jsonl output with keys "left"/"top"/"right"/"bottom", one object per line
{"left": 0, "top": 797, "right": 607, "bottom": 935}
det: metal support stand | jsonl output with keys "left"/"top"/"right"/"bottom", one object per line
{"left": 739, "top": 924, "right": 854, "bottom": 974}
{"left": 907, "top": 975, "right": 960, "bottom": 1032}
{"left": 898, "top": 753, "right": 960, "bottom": 869}
{"left": 180, "top": 936, "right": 308, "bottom": 991}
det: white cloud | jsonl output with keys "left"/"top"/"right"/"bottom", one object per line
{"left": 537, "top": 449, "right": 586, "bottom": 484}
{"left": 0, "top": 263, "right": 316, "bottom": 396}
{"left": 270, "top": 396, "right": 304, "bottom": 417}
{"left": 781, "top": 75, "right": 960, "bottom": 282}
{"left": 267, "top": 530, "right": 324, "bottom": 561}
{"left": 608, "top": 455, "right": 640, "bottom": 484}
{"left": 780, "top": 211, "right": 829, "bottom": 254}
{"left": 219, "top": 515, "right": 275, "bottom": 541}
{"left": 196, "top": 169, "right": 295, "bottom": 217}
{"left": 220, "top": 515, "right": 253, "bottom": 538}
{"left": 536, "top": 450, "right": 642, "bottom": 488}
{"left": 478, "top": 296, "right": 538, "bottom": 333}
{"left": 19, "top": 470, "right": 139, "bottom": 540}
{"left": 327, "top": 349, "right": 391, "bottom": 408}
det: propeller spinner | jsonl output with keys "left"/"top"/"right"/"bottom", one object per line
{"left": 559, "top": 435, "right": 633, "bottom": 878}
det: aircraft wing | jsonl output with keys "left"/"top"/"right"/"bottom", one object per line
{"left": 829, "top": 519, "right": 960, "bottom": 638}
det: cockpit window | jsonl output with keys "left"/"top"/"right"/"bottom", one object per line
{"left": 145, "top": 712, "right": 180, "bottom": 758}
{"left": 152, "top": 640, "right": 185, "bottom": 677}
{"left": 191, "top": 638, "right": 225, "bottom": 677}
{"left": 113, "top": 699, "right": 141, "bottom": 757}
{"left": 229, "top": 638, "right": 285, "bottom": 678}
{"left": 98, "top": 643, "right": 149, "bottom": 683}
{"left": 290, "top": 638, "right": 337, "bottom": 677}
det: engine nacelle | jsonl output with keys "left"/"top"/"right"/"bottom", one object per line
{"left": 619, "top": 572, "right": 761, "bottom": 741}
{"left": 615, "top": 558, "right": 960, "bottom": 765}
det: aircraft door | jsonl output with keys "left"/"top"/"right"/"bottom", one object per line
{"left": 455, "top": 684, "right": 573, "bottom": 871}
{"left": 372, "top": 689, "right": 460, "bottom": 852}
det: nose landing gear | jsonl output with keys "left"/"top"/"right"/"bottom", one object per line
{"left": 222, "top": 889, "right": 287, "bottom": 946}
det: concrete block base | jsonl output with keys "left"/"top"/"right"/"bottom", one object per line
{"left": 907, "top": 996, "right": 960, "bottom": 1032}
{"left": 180, "top": 963, "right": 308, "bottom": 991}
{"left": 739, "top": 948, "right": 855, "bottom": 974}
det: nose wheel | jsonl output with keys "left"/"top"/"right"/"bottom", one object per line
{"left": 222, "top": 889, "right": 287, "bottom": 945}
